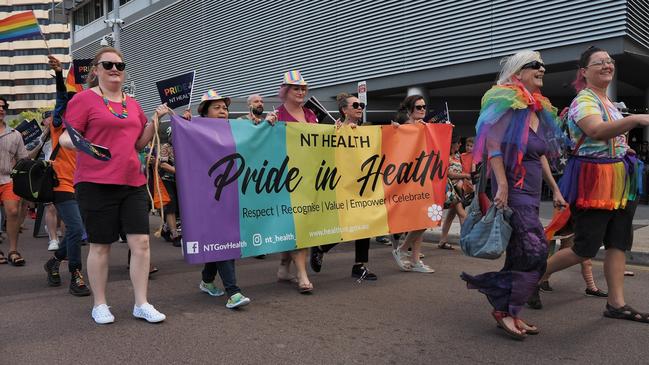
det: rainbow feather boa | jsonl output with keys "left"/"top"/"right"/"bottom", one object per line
{"left": 473, "top": 82, "right": 566, "bottom": 188}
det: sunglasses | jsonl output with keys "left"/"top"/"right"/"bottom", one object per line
{"left": 521, "top": 61, "right": 545, "bottom": 70}
{"left": 414, "top": 105, "right": 427, "bottom": 111}
{"left": 97, "top": 61, "right": 126, "bottom": 71}
{"left": 350, "top": 102, "right": 366, "bottom": 110}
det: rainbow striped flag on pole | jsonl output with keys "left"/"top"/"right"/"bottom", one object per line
{"left": 0, "top": 11, "right": 42, "bottom": 43}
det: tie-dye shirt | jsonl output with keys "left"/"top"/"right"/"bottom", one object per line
{"left": 567, "top": 89, "right": 627, "bottom": 158}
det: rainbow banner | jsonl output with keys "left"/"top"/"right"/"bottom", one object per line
{"left": 0, "top": 11, "right": 41, "bottom": 43}
{"left": 171, "top": 115, "right": 452, "bottom": 264}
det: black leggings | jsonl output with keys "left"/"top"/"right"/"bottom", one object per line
{"left": 321, "top": 238, "right": 370, "bottom": 263}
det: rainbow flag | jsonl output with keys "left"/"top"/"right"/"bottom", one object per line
{"left": 65, "top": 65, "right": 83, "bottom": 93}
{"left": 171, "top": 115, "right": 452, "bottom": 263}
{"left": 0, "top": 11, "right": 42, "bottom": 43}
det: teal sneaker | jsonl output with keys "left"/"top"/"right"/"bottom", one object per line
{"left": 226, "top": 293, "right": 251, "bottom": 309}
{"left": 199, "top": 281, "right": 225, "bottom": 297}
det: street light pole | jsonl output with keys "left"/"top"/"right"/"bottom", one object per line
{"left": 104, "top": 0, "right": 123, "bottom": 50}
{"left": 112, "top": 0, "right": 120, "bottom": 50}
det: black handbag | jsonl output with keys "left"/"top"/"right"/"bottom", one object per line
{"left": 10, "top": 139, "right": 61, "bottom": 203}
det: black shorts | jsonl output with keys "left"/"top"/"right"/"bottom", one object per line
{"left": 75, "top": 182, "right": 150, "bottom": 244}
{"left": 571, "top": 199, "right": 638, "bottom": 258}
{"left": 162, "top": 179, "right": 178, "bottom": 215}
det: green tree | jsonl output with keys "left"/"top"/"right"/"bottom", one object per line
{"left": 9, "top": 107, "right": 54, "bottom": 128}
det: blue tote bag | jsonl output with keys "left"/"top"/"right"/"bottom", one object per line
{"left": 460, "top": 157, "right": 513, "bottom": 259}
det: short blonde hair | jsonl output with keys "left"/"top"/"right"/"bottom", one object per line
{"left": 497, "top": 50, "right": 542, "bottom": 85}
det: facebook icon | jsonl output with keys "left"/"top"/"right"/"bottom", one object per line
{"left": 186, "top": 241, "right": 199, "bottom": 254}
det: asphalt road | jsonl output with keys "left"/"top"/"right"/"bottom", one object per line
{"left": 1, "top": 221, "right": 648, "bottom": 365}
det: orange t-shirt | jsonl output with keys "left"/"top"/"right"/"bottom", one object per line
{"left": 50, "top": 124, "right": 76, "bottom": 193}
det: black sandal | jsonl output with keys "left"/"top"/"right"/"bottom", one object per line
{"left": 0, "top": 250, "right": 7, "bottom": 264}
{"left": 438, "top": 242, "right": 455, "bottom": 250}
{"left": 603, "top": 304, "right": 649, "bottom": 323}
{"left": 7, "top": 251, "right": 25, "bottom": 266}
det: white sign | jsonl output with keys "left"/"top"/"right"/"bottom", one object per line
{"left": 357, "top": 81, "right": 367, "bottom": 103}
{"left": 358, "top": 81, "right": 367, "bottom": 123}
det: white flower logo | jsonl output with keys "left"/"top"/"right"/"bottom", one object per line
{"left": 427, "top": 204, "right": 443, "bottom": 222}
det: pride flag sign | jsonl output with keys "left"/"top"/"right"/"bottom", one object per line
{"left": 171, "top": 115, "right": 452, "bottom": 264}
{"left": 0, "top": 11, "right": 41, "bottom": 43}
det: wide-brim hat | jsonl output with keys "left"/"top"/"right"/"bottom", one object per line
{"left": 282, "top": 70, "right": 308, "bottom": 86}
{"left": 198, "top": 89, "right": 231, "bottom": 115}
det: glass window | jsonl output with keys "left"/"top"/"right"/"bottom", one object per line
{"left": 14, "top": 64, "right": 51, "bottom": 71}
{"left": 73, "top": 0, "right": 104, "bottom": 30}
{"left": 14, "top": 79, "right": 54, "bottom": 86}
{"left": 108, "top": 0, "right": 132, "bottom": 12}
{"left": 15, "top": 93, "right": 56, "bottom": 101}
{"left": 14, "top": 49, "right": 46, "bottom": 56}
{"left": 13, "top": 4, "right": 49, "bottom": 11}
{"left": 50, "top": 48, "right": 69, "bottom": 55}
{"left": 47, "top": 33, "right": 70, "bottom": 40}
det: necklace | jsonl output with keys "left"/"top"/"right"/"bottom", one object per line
{"left": 99, "top": 87, "right": 128, "bottom": 119}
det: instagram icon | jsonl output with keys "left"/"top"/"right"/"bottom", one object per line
{"left": 252, "top": 234, "right": 262, "bottom": 246}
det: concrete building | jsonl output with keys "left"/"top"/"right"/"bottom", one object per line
{"left": 0, "top": 0, "right": 71, "bottom": 120}
{"left": 57, "top": 0, "right": 648, "bottom": 140}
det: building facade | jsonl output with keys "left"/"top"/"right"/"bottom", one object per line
{"left": 59, "top": 0, "right": 648, "bottom": 138}
{"left": 0, "top": 0, "right": 71, "bottom": 120}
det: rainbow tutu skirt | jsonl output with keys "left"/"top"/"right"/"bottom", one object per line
{"left": 559, "top": 153, "right": 643, "bottom": 210}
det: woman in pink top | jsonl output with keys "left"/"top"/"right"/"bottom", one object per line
{"left": 276, "top": 70, "right": 317, "bottom": 293}
{"left": 61, "top": 47, "right": 168, "bottom": 324}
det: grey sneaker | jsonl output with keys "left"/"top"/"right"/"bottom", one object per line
{"left": 410, "top": 261, "right": 435, "bottom": 273}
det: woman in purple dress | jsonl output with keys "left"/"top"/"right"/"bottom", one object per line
{"left": 460, "top": 50, "right": 567, "bottom": 340}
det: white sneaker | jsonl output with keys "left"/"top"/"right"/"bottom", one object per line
{"left": 402, "top": 251, "right": 425, "bottom": 259}
{"left": 133, "top": 303, "right": 166, "bottom": 323}
{"left": 411, "top": 261, "right": 435, "bottom": 273}
{"left": 91, "top": 304, "right": 115, "bottom": 324}
{"left": 391, "top": 249, "right": 412, "bottom": 271}
{"left": 47, "top": 239, "right": 59, "bottom": 251}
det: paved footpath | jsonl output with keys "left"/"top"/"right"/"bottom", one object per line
{"left": 426, "top": 201, "right": 649, "bottom": 265}
{"left": 1, "top": 215, "right": 648, "bottom": 364}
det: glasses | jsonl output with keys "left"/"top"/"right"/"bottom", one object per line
{"left": 414, "top": 105, "right": 427, "bottom": 111}
{"left": 521, "top": 61, "right": 545, "bottom": 70}
{"left": 586, "top": 58, "right": 615, "bottom": 68}
{"left": 350, "top": 102, "right": 366, "bottom": 110}
{"left": 97, "top": 61, "right": 126, "bottom": 71}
